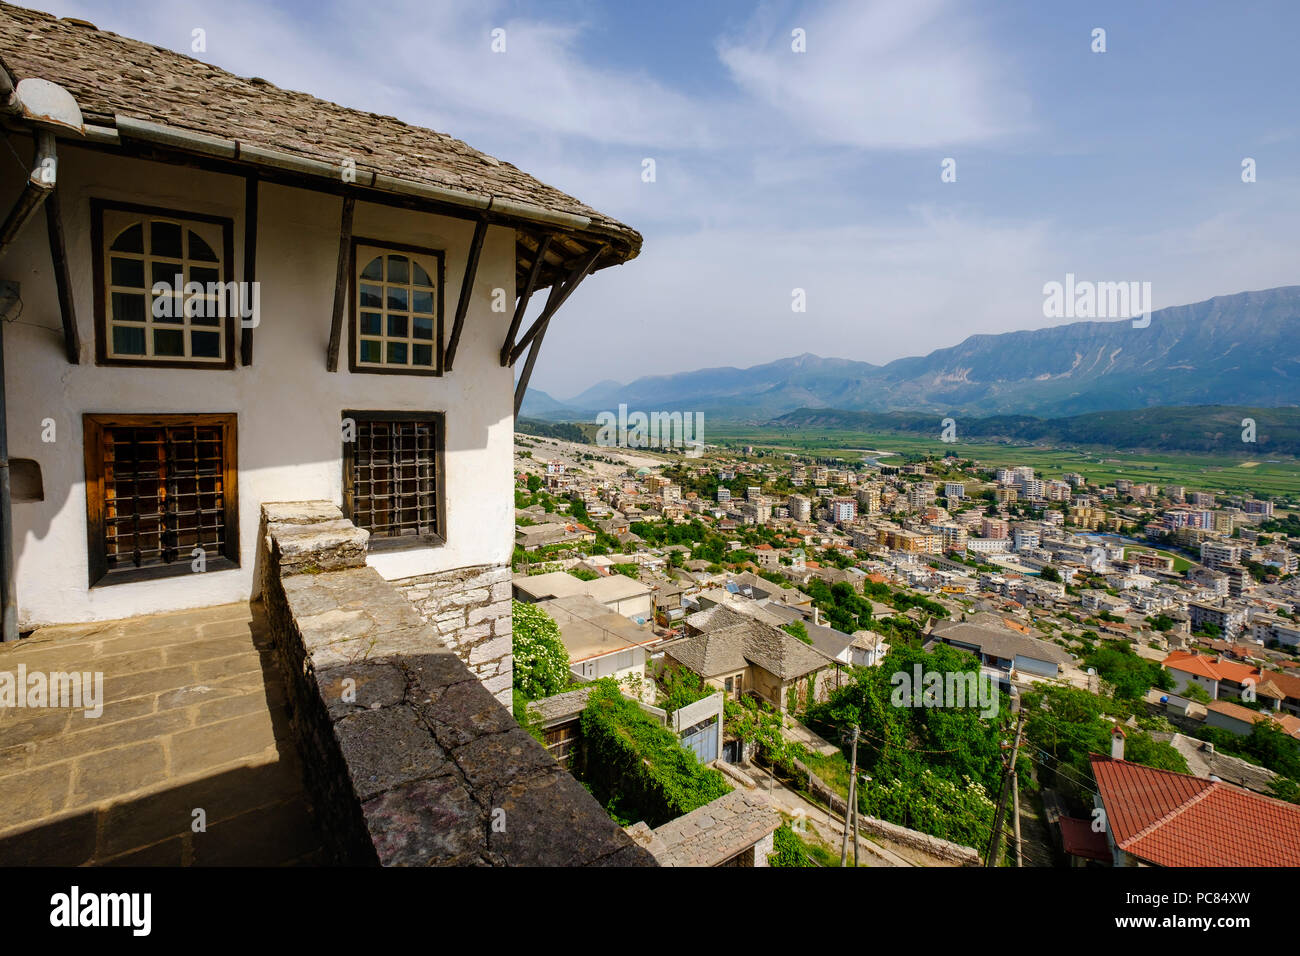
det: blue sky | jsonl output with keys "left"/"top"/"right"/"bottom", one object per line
{"left": 34, "top": 0, "right": 1300, "bottom": 398}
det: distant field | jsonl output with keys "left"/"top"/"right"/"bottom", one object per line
{"left": 707, "top": 425, "right": 1300, "bottom": 500}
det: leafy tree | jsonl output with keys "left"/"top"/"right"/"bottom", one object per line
{"left": 782, "top": 620, "right": 812, "bottom": 645}
{"left": 1084, "top": 643, "right": 1172, "bottom": 700}
{"left": 768, "top": 825, "right": 813, "bottom": 866}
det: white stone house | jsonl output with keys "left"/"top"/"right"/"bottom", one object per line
{"left": 0, "top": 7, "right": 641, "bottom": 706}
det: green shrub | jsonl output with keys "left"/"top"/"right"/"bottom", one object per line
{"left": 578, "top": 679, "right": 730, "bottom": 827}
{"left": 512, "top": 601, "right": 570, "bottom": 699}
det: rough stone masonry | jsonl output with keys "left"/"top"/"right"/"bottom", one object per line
{"left": 259, "top": 501, "right": 654, "bottom": 866}
{"left": 394, "top": 564, "right": 513, "bottom": 708}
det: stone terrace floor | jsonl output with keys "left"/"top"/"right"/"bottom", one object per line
{"left": 0, "top": 601, "right": 324, "bottom": 865}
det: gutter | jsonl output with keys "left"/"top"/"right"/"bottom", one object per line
{"left": 108, "top": 115, "right": 608, "bottom": 239}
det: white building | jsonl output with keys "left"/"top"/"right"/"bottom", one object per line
{"left": 0, "top": 11, "right": 641, "bottom": 699}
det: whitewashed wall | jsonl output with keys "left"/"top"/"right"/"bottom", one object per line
{"left": 1, "top": 143, "right": 516, "bottom": 627}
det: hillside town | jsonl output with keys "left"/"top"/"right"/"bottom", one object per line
{"left": 510, "top": 431, "right": 1300, "bottom": 867}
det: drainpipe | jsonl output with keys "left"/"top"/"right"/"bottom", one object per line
{"left": 0, "top": 73, "right": 83, "bottom": 641}
{"left": 0, "top": 129, "right": 55, "bottom": 258}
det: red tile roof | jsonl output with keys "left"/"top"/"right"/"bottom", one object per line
{"left": 1091, "top": 756, "right": 1300, "bottom": 866}
{"left": 1162, "top": 651, "right": 1259, "bottom": 684}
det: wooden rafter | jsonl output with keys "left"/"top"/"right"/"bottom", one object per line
{"left": 443, "top": 217, "right": 488, "bottom": 372}
{"left": 44, "top": 189, "right": 80, "bottom": 364}
{"left": 512, "top": 245, "right": 605, "bottom": 417}
{"left": 500, "top": 233, "right": 552, "bottom": 366}
{"left": 325, "top": 194, "right": 356, "bottom": 372}
{"left": 508, "top": 245, "right": 603, "bottom": 366}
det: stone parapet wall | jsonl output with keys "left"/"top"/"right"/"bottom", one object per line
{"left": 259, "top": 501, "right": 656, "bottom": 867}
{"left": 395, "top": 565, "right": 513, "bottom": 707}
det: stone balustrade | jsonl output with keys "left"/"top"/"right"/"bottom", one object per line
{"left": 259, "top": 501, "right": 656, "bottom": 866}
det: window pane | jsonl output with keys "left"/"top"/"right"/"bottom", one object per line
{"left": 111, "top": 292, "right": 146, "bottom": 323}
{"left": 152, "top": 293, "right": 184, "bottom": 323}
{"left": 151, "top": 221, "right": 183, "bottom": 259}
{"left": 413, "top": 344, "right": 433, "bottom": 366}
{"left": 360, "top": 312, "right": 382, "bottom": 335}
{"left": 188, "top": 231, "right": 218, "bottom": 262}
{"left": 191, "top": 331, "right": 221, "bottom": 358}
{"left": 386, "top": 341, "right": 407, "bottom": 364}
{"left": 412, "top": 316, "right": 434, "bottom": 340}
{"left": 111, "top": 223, "right": 144, "bottom": 253}
{"left": 386, "top": 255, "right": 409, "bottom": 284}
{"left": 411, "top": 261, "right": 433, "bottom": 287}
{"left": 112, "top": 324, "right": 146, "bottom": 355}
{"left": 152, "top": 261, "right": 180, "bottom": 289}
{"left": 360, "top": 339, "right": 382, "bottom": 363}
{"left": 412, "top": 290, "right": 434, "bottom": 314}
{"left": 111, "top": 257, "right": 145, "bottom": 288}
{"left": 190, "top": 302, "right": 221, "bottom": 327}
{"left": 360, "top": 284, "right": 383, "bottom": 309}
{"left": 154, "top": 329, "right": 185, "bottom": 356}
{"left": 190, "top": 266, "right": 220, "bottom": 286}
{"left": 387, "top": 315, "right": 408, "bottom": 338}
{"left": 361, "top": 256, "right": 383, "bottom": 281}
{"left": 386, "top": 287, "right": 408, "bottom": 311}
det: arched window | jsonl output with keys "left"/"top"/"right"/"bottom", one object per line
{"left": 353, "top": 243, "right": 442, "bottom": 373}
{"left": 94, "top": 202, "right": 234, "bottom": 367}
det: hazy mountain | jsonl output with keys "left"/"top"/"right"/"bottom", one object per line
{"left": 770, "top": 405, "right": 1300, "bottom": 456}
{"left": 532, "top": 286, "right": 1300, "bottom": 421}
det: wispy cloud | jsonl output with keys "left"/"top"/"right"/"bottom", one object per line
{"left": 717, "top": 0, "right": 1032, "bottom": 149}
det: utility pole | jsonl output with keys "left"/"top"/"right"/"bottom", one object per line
{"left": 985, "top": 710, "right": 1026, "bottom": 867}
{"left": 840, "top": 724, "right": 859, "bottom": 867}
{"left": 1012, "top": 765, "right": 1023, "bottom": 867}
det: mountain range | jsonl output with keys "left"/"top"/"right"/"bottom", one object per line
{"left": 522, "top": 286, "right": 1300, "bottom": 422}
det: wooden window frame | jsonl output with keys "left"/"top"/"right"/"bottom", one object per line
{"left": 91, "top": 200, "right": 237, "bottom": 369}
{"left": 341, "top": 410, "right": 446, "bottom": 551}
{"left": 83, "top": 412, "right": 240, "bottom": 587}
{"left": 348, "top": 238, "right": 445, "bottom": 376}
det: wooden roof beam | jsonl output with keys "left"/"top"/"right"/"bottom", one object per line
{"left": 501, "top": 233, "right": 552, "bottom": 366}
{"left": 444, "top": 216, "right": 488, "bottom": 372}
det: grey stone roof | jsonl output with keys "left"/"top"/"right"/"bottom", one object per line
{"left": 0, "top": 3, "right": 640, "bottom": 280}
{"left": 526, "top": 686, "right": 594, "bottom": 725}
{"left": 666, "top": 619, "right": 831, "bottom": 682}
{"left": 640, "top": 789, "right": 781, "bottom": 867}
{"left": 928, "top": 620, "right": 1074, "bottom": 668}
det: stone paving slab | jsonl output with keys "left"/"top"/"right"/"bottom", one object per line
{"left": 0, "top": 602, "right": 322, "bottom": 866}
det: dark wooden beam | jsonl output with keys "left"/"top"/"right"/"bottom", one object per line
{"left": 507, "top": 245, "right": 603, "bottom": 366}
{"left": 500, "top": 233, "right": 552, "bottom": 366}
{"left": 512, "top": 246, "right": 606, "bottom": 417}
{"left": 444, "top": 217, "right": 488, "bottom": 372}
{"left": 240, "top": 175, "right": 258, "bottom": 366}
{"left": 43, "top": 190, "right": 80, "bottom": 364}
{"left": 513, "top": 314, "right": 552, "bottom": 420}
{"left": 325, "top": 194, "right": 355, "bottom": 372}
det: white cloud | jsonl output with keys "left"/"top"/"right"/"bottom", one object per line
{"left": 717, "top": 0, "right": 1032, "bottom": 150}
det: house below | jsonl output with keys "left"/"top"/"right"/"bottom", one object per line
{"left": 661, "top": 618, "right": 838, "bottom": 714}
{"left": 1090, "top": 751, "right": 1300, "bottom": 866}
{"left": 625, "top": 789, "right": 781, "bottom": 867}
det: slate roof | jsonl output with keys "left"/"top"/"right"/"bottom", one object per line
{"left": 665, "top": 619, "right": 830, "bottom": 681}
{"left": 0, "top": 3, "right": 640, "bottom": 283}
{"left": 633, "top": 789, "right": 781, "bottom": 867}
{"left": 1091, "top": 755, "right": 1300, "bottom": 867}
{"left": 928, "top": 620, "right": 1074, "bottom": 669}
